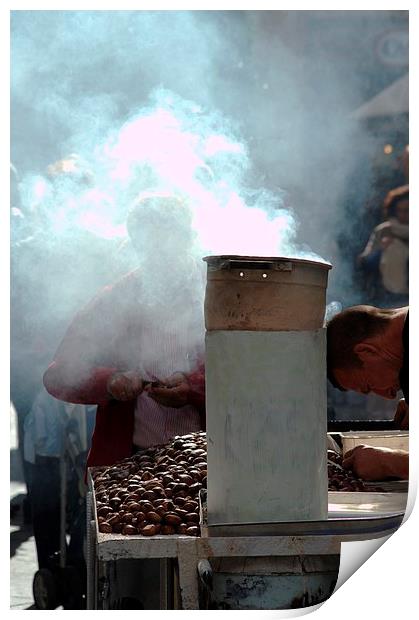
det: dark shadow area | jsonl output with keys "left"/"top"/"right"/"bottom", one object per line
{"left": 11, "top": 491, "right": 33, "bottom": 559}
{"left": 10, "top": 504, "right": 33, "bottom": 559}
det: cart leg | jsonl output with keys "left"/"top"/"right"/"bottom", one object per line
{"left": 59, "top": 452, "right": 67, "bottom": 568}
{"left": 97, "top": 561, "right": 111, "bottom": 609}
{"left": 160, "top": 558, "right": 175, "bottom": 609}
{"left": 177, "top": 540, "right": 200, "bottom": 610}
{"left": 85, "top": 492, "right": 96, "bottom": 609}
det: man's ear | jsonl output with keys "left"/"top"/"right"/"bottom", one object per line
{"left": 353, "top": 343, "right": 379, "bottom": 363}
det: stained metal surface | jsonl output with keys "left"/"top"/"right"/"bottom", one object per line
{"left": 209, "top": 572, "right": 337, "bottom": 609}
{"left": 206, "top": 330, "right": 328, "bottom": 525}
{"left": 200, "top": 555, "right": 340, "bottom": 609}
{"left": 328, "top": 491, "right": 407, "bottom": 517}
{"left": 340, "top": 430, "right": 409, "bottom": 454}
{"left": 203, "top": 255, "right": 332, "bottom": 271}
{"left": 204, "top": 491, "right": 406, "bottom": 537}
{"left": 203, "top": 254, "right": 331, "bottom": 331}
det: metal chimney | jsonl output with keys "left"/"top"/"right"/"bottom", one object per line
{"left": 203, "top": 255, "right": 332, "bottom": 525}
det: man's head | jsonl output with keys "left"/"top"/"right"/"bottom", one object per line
{"left": 126, "top": 192, "right": 202, "bottom": 308}
{"left": 384, "top": 186, "right": 409, "bottom": 223}
{"left": 126, "top": 192, "right": 194, "bottom": 257}
{"left": 327, "top": 305, "right": 403, "bottom": 399}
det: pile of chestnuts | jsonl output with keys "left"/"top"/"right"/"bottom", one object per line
{"left": 93, "top": 431, "right": 206, "bottom": 536}
{"left": 93, "top": 435, "right": 382, "bottom": 537}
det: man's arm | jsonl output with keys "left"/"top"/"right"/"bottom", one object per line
{"left": 358, "top": 228, "right": 380, "bottom": 260}
{"left": 342, "top": 444, "right": 409, "bottom": 481}
{"left": 44, "top": 284, "right": 122, "bottom": 405}
{"left": 44, "top": 362, "right": 117, "bottom": 405}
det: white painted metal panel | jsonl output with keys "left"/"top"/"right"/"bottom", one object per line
{"left": 206, "top": 330, "right": 328, "bottom": 525}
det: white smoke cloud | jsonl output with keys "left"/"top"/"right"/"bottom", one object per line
{"left": 11, "top": 10, "right": 408, "bottom": 372}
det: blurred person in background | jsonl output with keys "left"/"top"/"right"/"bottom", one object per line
{"left": 23, "top": 387, "right": 67, "bottom": 572}
{"left": 23, "top": 386, "right": 96, "bottom": 608}
{"left": 357, "top": 186, "right": 408, "bottom": 305}
{"left": 11, "top": 155, "right": 119, "bottom": 519}
{"left": 11, "top": 161, "right": 47, "bottom": 523}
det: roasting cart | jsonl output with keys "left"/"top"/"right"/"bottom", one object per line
{"left": 85, "top": 255, "right": 408, "bottom": 609}
{"left": 86, "top": 467, "right": 406, "bottom": 610}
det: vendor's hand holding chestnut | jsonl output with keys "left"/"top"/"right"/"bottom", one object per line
{"left": 107, "top": 371, "right": 144, "bottom": 401}
{"left": 342, "top": 444, "right": 409, "bottom": 481}
{"left": 393, "top": 398, "right": 409, "bottom": 430}
{"left": 145, "top": 372, "right": 190, "bottom": 408}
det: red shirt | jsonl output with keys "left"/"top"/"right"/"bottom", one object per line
{"left": 43, "top": 270, "right": 205, "bottom": 469}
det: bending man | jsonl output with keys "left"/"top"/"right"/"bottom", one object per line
{"left": 327, "top": 305, "right": 408, "bottom": 480}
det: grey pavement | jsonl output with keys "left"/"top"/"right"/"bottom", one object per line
{"left": 10, "top": 405, "right": 37, "bottom": 610}
{"left": 10, "top": 454, "right": 38, "bottom": 609}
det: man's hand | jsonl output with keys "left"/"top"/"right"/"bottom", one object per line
{"left": 145, "top": 372, "right": 190, "bottom": 408}
{"left": 107, "top": 371, "right": 144, "bottom": 401}
{"left": 342, "top": 444, "right": 409, "bottom": 481}
{"left": 394, "top": 398, "right": 409, "bottom": 430}
{"left": 380, "top": 235, "right": 393, "bottom": 250}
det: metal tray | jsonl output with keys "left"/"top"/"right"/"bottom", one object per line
{"left": 88, "top": 466, "right": 407, "bottom": 543}
{"left": 202, "top": 491, "right": 407, "bottom": 538}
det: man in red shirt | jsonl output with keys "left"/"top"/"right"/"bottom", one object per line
{"left": 44, "top": 193, "right": 206, "bottom": 471}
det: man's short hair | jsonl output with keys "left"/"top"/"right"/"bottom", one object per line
{"left": 126, "top": 192, "right": 190, "bottom": 243}
{"left": 384, "top": 185, "right": 409, "bottom": 218}
{"left": 326, "top": 305, "right": 391, "bottom": 389}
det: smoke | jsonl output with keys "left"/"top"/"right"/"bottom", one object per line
{"left": 11, "top": 10, "right": 408, "bottom": 381}
{"left": 15, "top": 86, "right": 316, "bottom": 256}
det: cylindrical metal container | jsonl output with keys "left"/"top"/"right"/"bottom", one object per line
{"left": 203, "top": 255, "right": 331, "bottom": 331}
{"left": 206, "top": 329, "right": 328, "bottom": 524}
{"left": 204, "top": 254, "right": 331, "bottom": 525}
